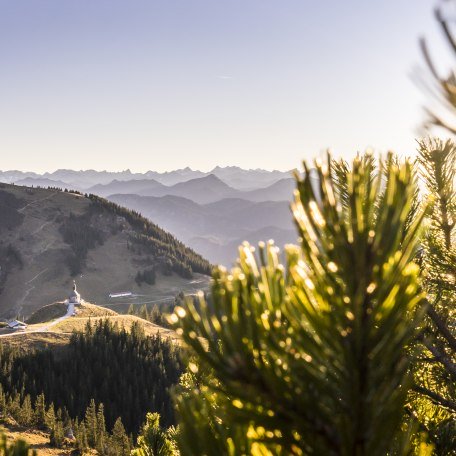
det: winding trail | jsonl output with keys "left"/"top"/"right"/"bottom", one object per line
{"left": 18, "top": 192, "right": 57, "bottom": 213}
{"left": 32, "top": 220, "right": 53, "bottom": 235}
{"left": 25, "top": 268, "right": 49, "bottom": 285}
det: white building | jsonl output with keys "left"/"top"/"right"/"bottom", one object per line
{"left": 68, "top": 281, "right": 81, "bottom": 305}
{"left": 7, "top": 320, "right": 27, "bottom": 330}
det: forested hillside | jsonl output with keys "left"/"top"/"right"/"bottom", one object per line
{"left": 0, "top": 184, "right": 211, "bottom": 318}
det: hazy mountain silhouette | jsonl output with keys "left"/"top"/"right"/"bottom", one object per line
{"left": 93, "top": 174, "right": 238, "bottom": 204}
{"left": 188, "top": 225, "right": 298, "bottom": 266}
{"left": 1, "top": 166, "right": 292, "bottom": 191}
{"left": 88, "top": 178, "right": 165, "bottom": 197}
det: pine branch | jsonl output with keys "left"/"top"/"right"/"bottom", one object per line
{"left": 419, "top": 8, "right": 456, "bottom": 133}
{"left": 435, "top": 7, "right": 456, "bottom": 56}
{"left": 427, "top": 301, "right": 456, "bottom": 352}
{"left": 404, "top": 406, "right": 430, "bottom": 434}
{"left": 422, "top": 338, "right": 456, "bottom": 380}
{"left": 413, "top": 385, "right": 456, "bottom": 412}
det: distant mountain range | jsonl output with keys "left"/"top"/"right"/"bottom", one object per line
{"left": 89, "top": 174, "right": 296, "bottom": 204}
{"left": 1, "top": 166, "right": 293, "bottom": 191}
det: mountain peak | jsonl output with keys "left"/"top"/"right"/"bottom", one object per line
{"left": 206, "top": 173, "right": 225, "bottom": 181}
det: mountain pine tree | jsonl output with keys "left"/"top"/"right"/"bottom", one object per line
{"left": 96, "top": 403, "right": 107, "bottom": 454}
{"left": 171, "top": 154, "right": 428, "bottom": 455}
{"left": 19, "top": 395, "right": 33, "bottom": 427}
{"left": 33, "top": 394, "right": 46, "bottom": 428}
{"left": 45, "top": 403, "right": 55, "bottom": 430}
{"left": 75, "top": 420, "right": 88, "bottom": 452}
{"left": 132, "top": 412, "right": 178, "bottom": 456}
{"left": 410, "top": 139, "right": 456, "bottom": 453}
{"left": 85, "top": 399, "right": 98, "bottom": 448}
{"left": 111, "top": 417, "right": 131, "bottom": 456}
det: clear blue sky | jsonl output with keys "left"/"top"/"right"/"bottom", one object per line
{"left": 0, "top": 0, "right": 449, "bottom": 172}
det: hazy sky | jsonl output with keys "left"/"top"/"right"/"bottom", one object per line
{"left": 0, "top": 0, "right": 450, "bottom": 172}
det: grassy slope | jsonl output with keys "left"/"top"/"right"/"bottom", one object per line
{"left": 26, "top": 302, "right": 68, "bottom": 324}
{"left": 0, "top": 423, "right": 75, "bottom": 456}
{"left": 0, "top": 301, "right": 180, "bottom": 351}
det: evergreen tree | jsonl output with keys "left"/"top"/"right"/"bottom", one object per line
{"left": 96, "top": 403, "right": 107, "bottom": 454}
{"left": 132, "top": 412, "right": 178, "bottom": 456}
{"left": 111, "top": 417, "right": 131, "bottom": 456}
{"left": 19, "top": 395, "right": 33, "bottom": 427}
{"left": 7, "top": 393, "right": 21, "bottom": 422}
{"left": 45, "top": 403, "right": 55, "bottom": 430}
{"left": 33, "top": 394, "right": 46, "bottom": 428}
{"left": 85, "top": 399, "right": 98, "bottom": 448}
{"left": 49, "top": 419, "right": 65, "bottom": 448}
{"left": 410, "top": 139, "right": 456, "bottom": 453}
{"left": 401, "top": 18, "right": 456, "bottom": 450}
{"left": 62, "top": 408, "right": 72, "bottom": 439}
{"left": 75, "top": 420, "right": 88, "bottom": 452}
{"left": 140, "top": 304, "right": 149, "bottom": 321}
{"left": 0, "top": 385, "right": 7, "bottom": 417}
{"left": 171, "top": 154, "right": 427, "bottom": 455}
{"left": 150, "top": 305, "right": 162, "bottom": 326}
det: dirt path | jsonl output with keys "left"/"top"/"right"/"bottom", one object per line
{"left": 17, "top": 268, "right": 50, "bottom": 316}
{"left": 0, "top": 302, "right": 74, "bottom": 338}
{"left": 32, "top": 219, "right": 53, "bottom": 235}
{"left": 40, "top": 302, "right": 74, "bottom": 332}
{"left": 25, "top": 268, "right": 49, "bottom": 285}
{"left": 18, "top": 192, "right": 57, "bottom": 213}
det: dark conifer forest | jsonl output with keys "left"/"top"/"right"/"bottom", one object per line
{"left": 0, "top": 320, "right": 183, "bottom": 435}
